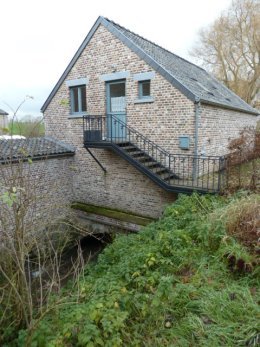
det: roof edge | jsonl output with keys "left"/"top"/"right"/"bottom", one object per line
{"left": 41, "top": 16, "right": 104, "bottom": 112}
{"left": 0, "top": 136, "right": 75, "bottom": 165}
{"left": 206, "top": 73, "right": 259, "bottom": 115}
{"left": 200, "top": 98, "right": 259, "bottom": 116}
{"left": 104, "top": 18, "right": 207, "bottom": 74}
{"left": 0, "top": 109, "right": 9, "bottom": 116}
{"left": 44, "top": 136, "right": 76, "bottom": 152}
{"left": 0, "top": 152, "right": 75, "bottom": 165}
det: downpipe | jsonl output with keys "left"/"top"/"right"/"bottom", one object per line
{"left": 193, "top": 99, "right": 200, "bottom": 181}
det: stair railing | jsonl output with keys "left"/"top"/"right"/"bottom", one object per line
{"left": 83, "top": 115, "right": 227, "bottom": 192}
{"left": 110, "top": 114, "right": 171, "bottom": 169}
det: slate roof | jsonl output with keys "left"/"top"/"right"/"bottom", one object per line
{"left": 0, "top": 109, "right": 8, "bottom": 116}
{"left": 41, "top": 16, "right": 259, "bottom": 115}
{"left": 0, "top": 137, "right": 75, "bottom": 163}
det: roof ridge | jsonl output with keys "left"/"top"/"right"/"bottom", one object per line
{"left": 104, "top": 17, "right": 206, "bottom": 73}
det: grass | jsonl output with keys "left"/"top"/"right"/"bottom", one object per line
{"left": 13, "top": 193, "right": 259, "bottom": 347}
{"left": 196, "top": 157, "right": 260, "bottom": 193}
{"left": 8, "top": 119, "right": 45, "bottom": 137}
{"left": 225, "top": 158, "right": 260, "bottom": 191}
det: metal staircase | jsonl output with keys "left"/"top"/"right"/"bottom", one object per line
{"left": 83, "top": 115, "right": 226, "bottom": 194}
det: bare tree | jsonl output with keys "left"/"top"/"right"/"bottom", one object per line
{"left": 0, "top": 99, "right": 96, "bottom": 345}
{"left": 190, "top": 0, "right": 260, "bottom": 106}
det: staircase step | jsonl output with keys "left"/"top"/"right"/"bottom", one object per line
{"left": 115, "top": 141, "right": 179, "bottom": 182}
{"left": 145, "top": 161, "right": 161, "bottom": 168}
{"left": 137, "top": 156, "right": 151, "bottom": 163}
{"left": 117, "top": 142, "right": 132, "bottom": 148}
{"left": 122, "top": 145, "right": 137, "bottom": 152}
{"left": 151, "top": 167, "right": 168, "bottom": 175}
{"left": 131, "top": 150, "right": 146, "bottom": 157}
{"left": 163, "top": 172, "right": 179, "bottom": 180}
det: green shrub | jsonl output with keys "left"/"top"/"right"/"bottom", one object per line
{"left": 13, "top": 194, "right": 259, "bottom": 347}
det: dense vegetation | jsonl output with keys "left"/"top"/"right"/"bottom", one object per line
{"left": 13, "top": 193, "right": 259, "bottom": 347}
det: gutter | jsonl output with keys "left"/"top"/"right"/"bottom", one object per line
{"left": 0, "top": 152, "right": 75, "bottom": 165}
{"left": 200, "top": 98, "right": 259, "bottom": 116}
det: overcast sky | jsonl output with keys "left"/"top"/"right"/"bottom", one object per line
{"left": 0, "top": 0, "right": 232, "bottom": 118}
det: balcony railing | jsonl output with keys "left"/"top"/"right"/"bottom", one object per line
{"left": 83, "top": 115, "right": 227, "bottom": 193}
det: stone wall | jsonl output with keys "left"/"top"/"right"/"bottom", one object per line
{"left": 44, "top": 24, "right": 196, "bottom": 154}
{"left": 43, "top": 23, "right": 258, "bottom": 217}
{"left": 72, "top": 147, "right": 176, "bottom": 218}
{"left": 44, "top": 24, "right": 182, "bottom": 218}
{"left": 0, "top": 157, "right": 74, "bottom": 236}
{"left": 199, "top": 104, "right": 259, "bottom": 156}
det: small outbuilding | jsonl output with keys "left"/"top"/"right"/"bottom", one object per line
{"left": 0, "top": 108, "right": 9, "bottom": 132}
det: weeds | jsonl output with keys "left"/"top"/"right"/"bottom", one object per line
{"left": 0, "top": 99, "right": 97, "bottom": 345}
{"left": 15, "top": 193, "right": 259, "bottom": 347}
{"left": 224, "top": 127, "right": 260, "bottom": 193}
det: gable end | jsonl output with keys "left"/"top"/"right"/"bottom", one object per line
{"left": 41, "top": 17, "right": 104, "bottom": 112}
{"left": 41, "top": 16, "right": 197, "bottom": 112}
{"left": 41, "top": 16, "right": 258, "bottom": 116}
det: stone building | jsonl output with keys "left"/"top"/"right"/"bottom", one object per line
{"left": 41, "top": 17, "right": 258, "bottom": 218}
{"left": 0, "top": 109, "right": 8, "bottom": 133}
{"left": 0, "top": 137, "right": 75, "bottom": 237}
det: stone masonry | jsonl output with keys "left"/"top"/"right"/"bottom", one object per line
{"left": 0, "top": 156, "right": 74, "bottom": 237}
{"left": 199, "top": 104, "right": 258, "bottom": 156}
{"left": 43, "top": 23, "right": 258, "bottom": 218}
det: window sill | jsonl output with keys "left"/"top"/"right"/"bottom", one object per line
{"left": 68, "top": 113, "right": 87, "bottom": 119}
{"left": 134, "top": 97, "right": 154, "bottom": 104}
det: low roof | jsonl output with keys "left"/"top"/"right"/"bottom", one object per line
{"left": 0, "top": 108, "right": 8, "bottom": 116}
{"left": 41, "top": 16, "right": 258, "bottom": 116}
{"left": 0, "top": 136, "right": 75, "bottom": 163}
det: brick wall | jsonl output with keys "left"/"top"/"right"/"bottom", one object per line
{"left": 44, "top": 24, "right": 183, "bottom": 218}
{"left": 72, "top": 147, "right": 176, "bottom": 218}
{"left": 0, "top": 157, "right": 74, "bottom": 236}
{"left": 43, "top": 23, "right": 258, "bottom": 217}
{"left": 199, "top": 104, "right": 259, "bottom": 156}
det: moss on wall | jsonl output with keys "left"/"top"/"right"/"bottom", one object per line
{"left": 71, "top": 202, "right": 155, "bottom": 226}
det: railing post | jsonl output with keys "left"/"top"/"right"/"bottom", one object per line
{"left": 100, "top": 116, "right": 103, "bottom": 140}
{"left": 192, "top": 156, "right": 197, "bottom": 181}
{"left": 110, "top": 114, "right": 112, "bottom": 143}
{"left": 217, "top": 157, "right": 221, "bottom": 192}
{"left": 218, "top": 156, "right": 226, "bottom": 193}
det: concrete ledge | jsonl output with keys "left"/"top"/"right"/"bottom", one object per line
{"left": 66, "top": 78, "right": 89, "bottom": 87}
{"left": 133, "top": 71, "right": 155, "bottom": 81}
{"left": 134, "top": 97, "right": 154, "bottom": 104}
{"left": 99, "top": 71, "right": 130, "bottom": 82}
{"left": 71, "top": 202, "right": 154, "bottom": 228}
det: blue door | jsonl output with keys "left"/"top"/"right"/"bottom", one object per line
{"left": 106, "top": 80, "right": 126, "bottom": 141}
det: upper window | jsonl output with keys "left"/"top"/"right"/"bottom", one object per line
{"left": 70, "top": 85, "right": 87, "bottom": 114}
{"left": 138, "top": 80, "right": 151, "bottom": 99}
